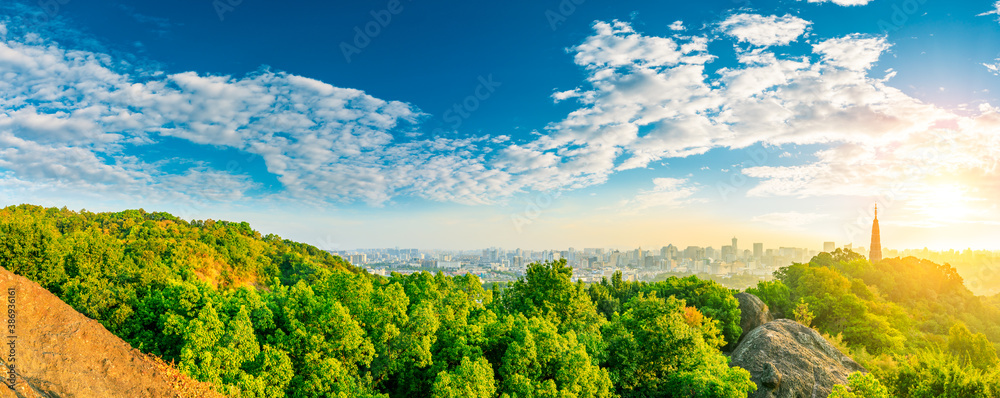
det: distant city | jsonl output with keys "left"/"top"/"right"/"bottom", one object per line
{"left": 330, "top": 238, "right": 1000, "bottom": 287}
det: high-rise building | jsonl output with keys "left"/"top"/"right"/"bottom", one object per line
{"left": 824, "top": 242, "right": 835, "bottom": 252}
{"left": 869, "top": 204, "right": 882, "bottom": 263}
{"left": 753, "top": 243, "right": 763, "bottom": 259}
{"left": 665, "top": 244, "right": 678, "bottom": 260}
{"left": 721, "top": 245, "right": 734, "bottom": 262}
{"left": 732, "top": 237, "right": 738, "bottom": 254}
{"left": 683, "top": 246, "right": 702, "bottom": 261}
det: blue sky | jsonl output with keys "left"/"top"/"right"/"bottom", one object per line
{"left": 1, "top": 0, "right": 1000, "bottom": 251}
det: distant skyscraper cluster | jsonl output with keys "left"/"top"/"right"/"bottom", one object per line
{"left": 333, "top": 237, "right": 845, "bottom": 284}
{"left": 332, "top": 206, "right": 895, "bottom": 284}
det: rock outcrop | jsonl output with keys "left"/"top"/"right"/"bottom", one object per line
{"left": 731, "top": 319, "right": 866, "bottom": 398}
{"left": 0, "top": 266, "right": 224, "bottom": 398}
{"left": 734, "top": 292, "right": 771, "bottom": 346}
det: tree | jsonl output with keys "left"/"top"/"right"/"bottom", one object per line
{"left": 497, "top": 315, "right": 613, "bottom": 398}
{"left": 793, "top": 298, "right": 814, "bottom": 328}
{"left": 829, "top": 372, "right": 891, "bottom": 398}
{"left": 603, "top": 293, "right": 755, "bottom": 398}
{"left": 430, "top": 356, "right": 495, "bottom": 398}
{"left": 269, "top": 282, "right": 377, "bottom": 397}
{"left": 745, "top": 280, "right": 792, "bottom": 319}
{"left": 889, "top": 349, "right": 1000, "bottom": 398}
{"left": 502, "top": 260, "right": 605, "bottom": 335}
{"left": 948, "top": 323, "right": 999, "bottom": 370}
{"left": 178, "top": 302, "right": 226, "bottom": 386}
{"left": 649, "top": 276, "right": 743, "bottom": 349}
{"left": 239, "top": 344, "right": 294, "bottom": 398}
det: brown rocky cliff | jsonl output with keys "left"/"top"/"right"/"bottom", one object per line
{"left": 0, "top": 266, "right": 225, "bottom": 398}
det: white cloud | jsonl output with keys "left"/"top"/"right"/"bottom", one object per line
{"left": 751, "top": 211, "right": 828, "bottom": 229}
{"left": 742, "top": 127, "right": 1000, "bottom": 226}
{"left": 812, "top": 34, "right": 890, "bottom": 70}
{"left": 3, "top": 15, "right": 1000, "bottom": 219}
{"left": 543, "top": 20, "right": 1000, "bottom": 216}
{"left": 0, "top": 29, "right": 519, "bottom": 207}
{"left": 985, "top": 59, "right": 1000, "bottom": 75}
{"left": 546, "top": 23, "right": 939, "bottom": 171}
{"left": 552, "top": 89, "right": 582, "bottom": 102}
{"left": 802, "top": 0, "right": 873, "bottom": 6}
{"left": 619, "top": 178, "right": 701, "bottom": 212}
{"left": 572, "top": 21, "right": 703, "bottom": 69}
{"left": 978, "top": 1, "right": 1000, "bottom": 18}
{"left": 718, "top": 14, "right": 811, "bottom": 47}
{"left": 669, "top": 20, "right": 685, "bottom": 31}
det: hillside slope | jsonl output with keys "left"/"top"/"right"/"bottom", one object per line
{"left": 0, "top": 265, "right": 223, "bottom": 398}
{"left": 746, "top": 249, "right": 1000, "bottom": 396}
{"left": 0, "top": 205, "right": 360, "bottom": 397}
{"left": 0, "top": 204, "right": 760, "bottom": 397}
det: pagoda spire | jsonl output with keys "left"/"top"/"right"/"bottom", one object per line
{"left": 869, "top": 203, "right": 882, "bottom": 263}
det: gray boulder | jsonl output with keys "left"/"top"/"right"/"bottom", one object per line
{"left": 734, "top": 292, "right": 771, "bottom": 346}
{"left": 731, "top": 319, "right": 866, "bottom": 398}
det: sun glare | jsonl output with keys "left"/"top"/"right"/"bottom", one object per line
{"left": 908, "top": 183, "right": 978, "bottom": 223}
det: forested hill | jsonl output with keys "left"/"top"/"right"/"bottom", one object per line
{"left": 0, "top": 204, "right": 356, "bottom": 282}
{"left": 748, "top": 249, "right": 1000, "bottom": 396}
{"left": 3, "top": 205, "right": 1000, "bottom": 397}
{"left": 0, "top": 204, "right": 355, "bottom": 326}
{"left": 0, "top": 204, "right": 759, "bottom": 398}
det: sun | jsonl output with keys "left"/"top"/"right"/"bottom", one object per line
{"left": 907, "top": 183, "right": 978, "bottom": 223}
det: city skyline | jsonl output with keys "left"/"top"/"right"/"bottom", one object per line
{"left": 342, "top": 239, "right": 856, "bottom": 254}
{"left": 1, "top": 0, "right": 999, "bottom": 251}
{"left": 341, "top": 238, "right": 1000, "bottom": 296}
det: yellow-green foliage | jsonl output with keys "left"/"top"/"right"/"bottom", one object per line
{"left": 830, "top": 372, "right": 891, "bottom": 398}
{"left": 749, "top": 248, "right": 1000, "bottom": 398}
{"left": 0, "top": 206, "right": 759, "bottom": 398}
{"left": 8, "top": 206, "right": 996, "bottom": 398}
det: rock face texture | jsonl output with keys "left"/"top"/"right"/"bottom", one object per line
{"left": 0, "top": 266, "right": 222, "bottom": 398}
{"left": 734, "top": 292, "right": 771, "bottom": 346}
{"left": 731, "top": 319, "right": 866, "bottom": 398}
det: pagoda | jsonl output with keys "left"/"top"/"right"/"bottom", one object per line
{"left": 869, "top": 204, "right": 882, "bottom": 263}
